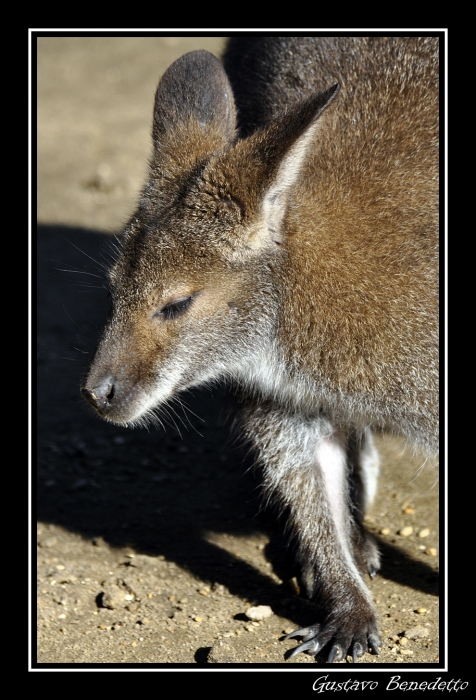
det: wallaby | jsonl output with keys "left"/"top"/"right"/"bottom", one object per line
{"left": 81, "top": 36, "right": 439, "bottom": 663}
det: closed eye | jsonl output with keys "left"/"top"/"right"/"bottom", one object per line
{"left": 157, "top": 295, "right": 195, "bottom": 320}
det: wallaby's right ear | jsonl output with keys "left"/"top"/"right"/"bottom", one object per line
{"left": 152, "top": 50, "right": 237, "bottom": 172}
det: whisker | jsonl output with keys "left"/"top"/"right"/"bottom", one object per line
{"left": 53, "top": 268, "right": 104, "bottom": 279}
{"left": 71, "top": 346, "right": 89, "bottom": 354}
{"left": 175, "top": 395, "right": 205, "bottom": 424}
{"left": 62, "top": 304, "right": 85, "bottom": 333}
{"left": 61, "top": 235, "right": 110, "bottom": 273}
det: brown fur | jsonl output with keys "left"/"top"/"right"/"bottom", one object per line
{"left": 81, "top": 37, "right": 439, "bottom": 662}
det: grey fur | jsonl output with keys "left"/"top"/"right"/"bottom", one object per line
{"left": 81, "top": 37, "right": 439, "bottom": 662}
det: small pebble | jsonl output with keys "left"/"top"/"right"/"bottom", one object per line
{"left": 245, "top": 605, "right": 273, "bottom": 621}
{"left": 416, "top": 608, "right": 428, "bottom": 614}
{"left": 398, "top": 526, "right": 413, "bottom": 537}
{"left": 418, "top": 528, "right": 430, "bottom": 538}
{"left": 400, "top": 649, "right": 413, "bottom": 656}
{"left": 101, "top": 588, "right": 124, "bottom": 610}
{"left": 380, "top": 527, "right": 390, "bottom": 535}
{"left": 405, "top": 625, "right": 430, "bottom": 639}
{"left": 427, "top": 548, "right": 437, "bottom": 556}
{"left": 398, "top": 637, "right": 408, "bottom": 646}
{"left": 403, "top": 507, "right": 415, "bottom": 514}
{"left": 92, "top": 537, "right": 106, "bottom": 547}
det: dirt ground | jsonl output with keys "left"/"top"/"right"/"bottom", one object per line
{"left": 35, "top": 34, "right": 446, "bottom": 676}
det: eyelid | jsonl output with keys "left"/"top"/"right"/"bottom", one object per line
{"left": 157, "top": 293, "right": 196, "bottom": 320}
{"left": 164, "top": 295, "right": 191, "bottom": 306}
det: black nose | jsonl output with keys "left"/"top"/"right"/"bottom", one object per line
{"left": 81, "top": 377, "right": 115, "bottom": 412}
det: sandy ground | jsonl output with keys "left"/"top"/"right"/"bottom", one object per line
{"left": 35, "top": 34, "right": 447, "bottom": 679}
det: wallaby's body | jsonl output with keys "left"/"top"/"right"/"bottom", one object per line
{"left": 82, "top": 37, "right": 439, "bottom": 662}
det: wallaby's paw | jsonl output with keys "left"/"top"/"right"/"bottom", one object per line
{"left": 284, "top": 616, "right": 381, "bottom": 663}
{"left": 353, "top": 529, "right": 381, "bottom": 579}
{"left": 361, "top": 532, "right": 380, "bottom": 579}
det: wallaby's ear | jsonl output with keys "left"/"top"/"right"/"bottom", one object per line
{"left": 220, "top": 84, "right": 340, "bottom": 251}
{"left": 259, "top": 84, "right": 340, "bottom": 238}
{"left": 152, "top": 50, "right": 237, "bottom": 171}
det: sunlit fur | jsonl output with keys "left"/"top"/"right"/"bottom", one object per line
{"left": 81, "top": 37, "right": 439, "bottom": 662}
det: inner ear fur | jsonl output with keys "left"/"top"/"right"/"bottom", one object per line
{"left": 216, "top": 84, "right": 340, "bottom": 248}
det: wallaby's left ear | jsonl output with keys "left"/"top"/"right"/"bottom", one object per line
{"left": 152, "top": 50, "right": 237, "bottom": 166}
{"left": 261, "top": 83, "right": 340, "bottom": 226}
{"left": 221, "top": 84, "right": 340, "bottom": 250}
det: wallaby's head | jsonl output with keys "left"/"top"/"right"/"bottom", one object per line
{"left": 81, "top": 50, "right": 339, "bottom": 426}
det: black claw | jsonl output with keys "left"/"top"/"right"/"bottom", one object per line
{"left": 284, "top": 624, "right": 320, "bottom": 642}
{"left": 284, "top": 626, "right": 310, "bottom": 641}
{"left": 284, "top": 622, "right": 381, "bottom": 662}
{"left": 327, "top": 645, "right": 343, "bottom": 663}
{"left": 368, "top": 633, "right": 382, "bottom": 655}
{"left": 288, "top": 638, "right": 320, "bottom": 658}
{"left": 369, "top": 565, "right": 378, "bottom": 578}
{"left": 352, "top": 642, "right": 364, "bottom": 663}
